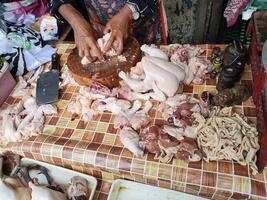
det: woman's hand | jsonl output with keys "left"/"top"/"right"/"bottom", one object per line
{"left": 58, "top": 4, "right": 103, "bottom": 62}
{"left": 72, "top": 19, "right": 103, "bottom": 62}
{"left": 103, "top": 5, "right": 132, "bottom": 55}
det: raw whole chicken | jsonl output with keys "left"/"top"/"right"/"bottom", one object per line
{"left": 119, "top": 127, "right": 144, "bottom": 157}
{"left": 129, "top": 62, "right": 145, "bottom": 80}
{"left": 119, "top": 56, "right": 185, "bottom": 98}
{"left": 140, "top": 44, "right": 168, "bottom": 60}
{"left": 81, "top": 33, "right": 119, "bottom": 64}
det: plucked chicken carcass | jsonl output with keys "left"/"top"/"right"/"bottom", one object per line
{"left": 140, "top": 44, "right": 168, "bottom": 60}
{"left": 119, "top": 127, "right": 144, "bottom": 157}
{"left": 119, "top": 56, "right": 185, "bottom": 99}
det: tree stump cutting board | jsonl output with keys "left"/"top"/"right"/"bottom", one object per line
{"left": 67, "top": 37, "right": 141, "bottom": 88}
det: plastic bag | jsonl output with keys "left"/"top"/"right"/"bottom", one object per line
{"left": 0, "top": 19, "right": 56, "bottom": 76}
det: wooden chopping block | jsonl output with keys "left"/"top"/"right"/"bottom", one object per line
{"left": 66, "top": 37, "right": 141, "bottom": 88}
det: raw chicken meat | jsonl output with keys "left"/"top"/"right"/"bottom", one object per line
{"left": 140, "top": 126, "right": 179, "bottom": 157}
{"left": 148, "top": 81, "right": 166, "bottom": 102}
{"left": 67, "top": 95, "right": 96, "bottom": 122}
{"left": 119, "top": 56, "right": 184, "bottom": 98}
{"left": 140, "top": 44, "right": 168, "bottom": 60}
{"left": 114, "top": 100, "right": 152, "bottom": 130}
{"left": 140, "top": 126, "right": 162, "bottom": 155}
{"left": 146, "top": 56, "right": 185, "bottom": 82}
{"left": 80, "top": 81, "right": 111, "bottom": 100}
{"left": 0, "top": 97, "right": 57, "bottom": 144}
{"left": 91, "top": 97, "right": 131, "bottom": 114}
{"left": 188, "top": 57, "right": 211, "bottom": 84}
{"left": 168, "top": 44, "right": 210, "bottom": 85}
{"left": 12, "top": 66, "right": 45, "bottom": 98}
{"left": 67, "top": 81, "right": 111, "bottom": 122}
{"left": 67, "top": 176, "right": 90, "bottom": 199}
{"left": 168, "top": 102, "right": 197, "bottom": 128}
{"left": 112, "top": 83, "right": 150, "bottom": 101}
{"left": 129, "top": 62, "right": 145, "bottom": 80}
{"left": 59, "top": 69, "right": 78, "bottom": 88}
{"left": 119, "top": 127, "right": 144, "bottom": 157}
{"left": 173, "top": 137, "right": 202, "bottom": 162}
{"left": 140, "top": 125, "right": 202, "bottom": 163}
{"left": 81, "top": 33, "right": 119, "bottom": 64}
{"left": 163, "top": 125, "right": 184, "bottom": 140}
{"left": 114, "top": 100, "right": 142, "bottom": 129}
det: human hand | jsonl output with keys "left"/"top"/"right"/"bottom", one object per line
{"left": 103, "top": 5, "right": 132, "bottom": 55}
{"left": 73, "top": 18, "right": 103, "bottom": 62}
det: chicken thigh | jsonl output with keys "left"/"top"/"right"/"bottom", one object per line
{"left": 119, "top": 127, "right": 144, "bottom": 157}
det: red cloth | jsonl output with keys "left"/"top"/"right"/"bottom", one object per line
{"left": 223, "top": 0, "right": 249, "bottom": 27}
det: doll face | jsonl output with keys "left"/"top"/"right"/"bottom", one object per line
{"left": 42, "top": 24, "right": 57, "bottom": 37}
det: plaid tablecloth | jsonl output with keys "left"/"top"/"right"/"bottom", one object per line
{"left": 1, "top": 43, "right": 267, "bottom": 200}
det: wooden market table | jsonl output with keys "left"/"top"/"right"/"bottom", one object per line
{"left": 1, "top": 43, "right": 267, "bottom": 200}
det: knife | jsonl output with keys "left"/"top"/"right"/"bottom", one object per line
{"left": 36, "top": 53, "right": 60, "bottom": 106}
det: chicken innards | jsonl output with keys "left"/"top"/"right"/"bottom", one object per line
{"left": 0, "top": 44, "right": 260, "bottom": 175}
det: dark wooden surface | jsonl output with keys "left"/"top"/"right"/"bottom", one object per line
{"left": 67, "top": 37, "right": 141, "bottom": 88}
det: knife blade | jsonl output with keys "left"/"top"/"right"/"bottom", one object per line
{"left": 36, "top": 53, "right": 60, "bottom": 106}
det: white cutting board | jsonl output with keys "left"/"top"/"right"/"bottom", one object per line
{"left": 21, "top": 158, "right": 97, "bottom": 200}
{"left": 107, "top": 179, "right": 208, "bottom": 200}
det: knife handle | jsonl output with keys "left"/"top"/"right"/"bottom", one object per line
{"left": 51, "top": 53, "right": 60, "bottom": 71}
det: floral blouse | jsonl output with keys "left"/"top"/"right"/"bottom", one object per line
{"left": 49, "top": 0, "right": 163, "bottom": 44}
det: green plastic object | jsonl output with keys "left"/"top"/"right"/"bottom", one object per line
{"left": 7, "top": 32, "right": 32, "bottom": 50}
{"left": 243, "top": 0, "right": 267, "bottom": 12}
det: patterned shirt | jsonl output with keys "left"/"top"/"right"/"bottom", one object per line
{"left": 49, "top": 0, "right": 163, "bottom": 44}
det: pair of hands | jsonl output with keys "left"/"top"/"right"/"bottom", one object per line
{"left": 73, "top": 6, "right": 132, "bottom": 62}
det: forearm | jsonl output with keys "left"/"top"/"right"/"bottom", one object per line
{"left": 58, "top": 4, "right": 87, "bottom": 29}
